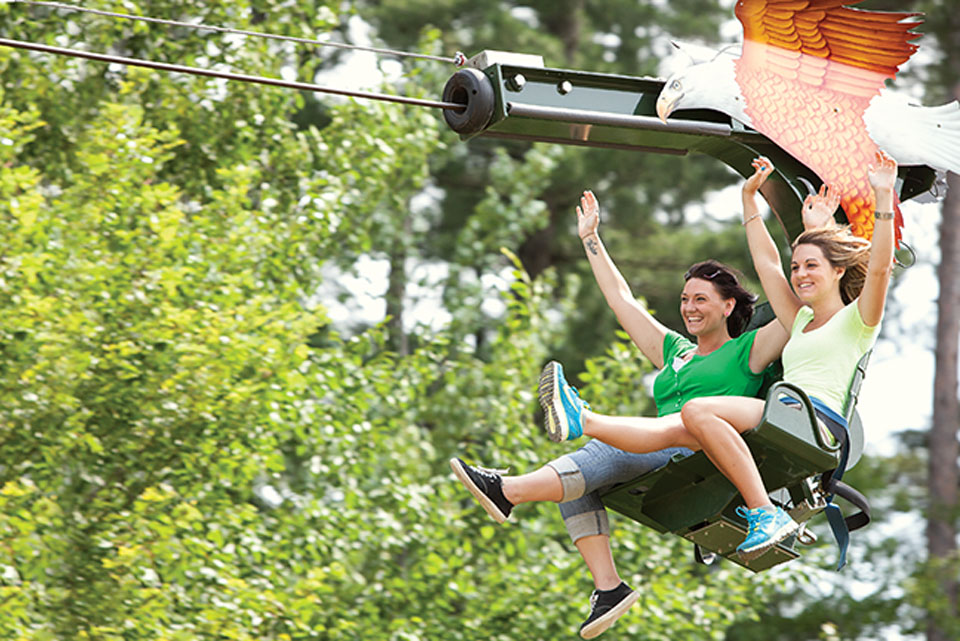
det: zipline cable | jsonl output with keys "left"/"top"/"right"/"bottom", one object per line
{"left": 12, "top": 0, "right": 467, "bottom": 66}
{"left": 0, "top": 37, "right": 466, "bottom": 111}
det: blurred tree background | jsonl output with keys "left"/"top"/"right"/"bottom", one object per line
{"left": 0, "top": 1, "right": 955, "bottom": 639}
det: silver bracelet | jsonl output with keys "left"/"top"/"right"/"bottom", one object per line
{"left": 874, "top": 211, "right": 894, "bottom": 220}
{"left": 742, "top": 213, "right": 762, "bottom": 226}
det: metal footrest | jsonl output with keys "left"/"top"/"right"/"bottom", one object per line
{"left": 684, "top": 518, "right": 800, "bottom": 572}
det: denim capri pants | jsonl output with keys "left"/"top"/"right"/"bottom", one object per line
{"left": 547, "top": 439, "right": 692, "bottom": 543}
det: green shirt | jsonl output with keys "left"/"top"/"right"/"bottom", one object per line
{"left": 652, "top": 329, "right": 771, "bottom": 417}
{"left": 782, "top": 303, "right": 879, "bottom": 416}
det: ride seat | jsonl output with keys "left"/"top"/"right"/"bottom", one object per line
{"left": 598, "top": 353, "right": 869, "bottom": 572}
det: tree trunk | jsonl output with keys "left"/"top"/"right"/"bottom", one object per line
{"left": 539, "top": 0, "right": 585, "bottom": 65}
{"left": 386, "top": 215, "right": 411, "bottom": 356}
{"left": 926, "top": 158, "right": 960, "bottom": 640}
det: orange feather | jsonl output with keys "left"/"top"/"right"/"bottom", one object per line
{"left": 733, "top": 0, "right": 921, "bottom": 240}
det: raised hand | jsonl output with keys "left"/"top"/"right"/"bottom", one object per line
{"left": 802, "top": 183, "right": 841, "bottom": 230}
{"left": 867, "top": 150, "right": 897, "bottom": 194}
{"left": 743, "top": 156, "right": 774, "bottom": 197}
{"left": 577, "top": 190, "right": 600, "bottom": 239}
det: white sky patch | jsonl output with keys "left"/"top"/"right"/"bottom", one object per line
{"left": 319, "top": 255, "right": 389, "bottom": 326}
{"left": 479, "top": 270, "right": 510, "bottom": 318}
{"left": 718, "top": 15, "right": 742, "bottom": 42}
{"left": 509, "top": 7, "right": 540, "bottom": 29}
{"left": 320, "top": 256, "right": 514, "bottom": 336}
{"left": 592, "top": 32, "right": 622, "bottom": 49}
{"left": 680, "top": 181, "right": 741, "bottom": 229}
{"left": 404, "top": 261, "right": 453, "bottom": 332}
{"left": 313, "top": 15, "right": 392, "bottom": 93}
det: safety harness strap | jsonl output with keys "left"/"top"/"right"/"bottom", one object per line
{"left": 819, "top": 417, "right": 871, "bottom": 570}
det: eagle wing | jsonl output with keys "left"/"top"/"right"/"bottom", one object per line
{"left": 733, "top": 0, "right": 921, "bottom": 239}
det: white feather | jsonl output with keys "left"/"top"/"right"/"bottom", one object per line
{"left": 866, "top": 91, "right": 960, "bottom": 174}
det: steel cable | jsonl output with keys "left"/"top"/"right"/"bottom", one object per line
{"left": 12, "top": 0, "right": 467, "bottom": 66}
{"left": 0, "top": 37, "right": 465, "bottom": 111}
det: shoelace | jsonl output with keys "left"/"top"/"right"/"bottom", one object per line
{"left": 474, "top": 464, "right": 509, "bottom": 480}
{"left": 588, "top": 591, "right": 599, "bottom": 610}
{"left": 563, "top": 381, "right": 590, "bottom": 410}
{"left": 736, "top": 506, "right": 773, "bottom": 534}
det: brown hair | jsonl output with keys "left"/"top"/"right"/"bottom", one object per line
{"left": 791, "top": 226, "right": 871, "bottom": 305}
{"left": 683, "top": 260, "right": 757, "bottom": 337}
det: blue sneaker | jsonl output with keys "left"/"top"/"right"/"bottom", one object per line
{"left": 735, "top": 505, "right": 799, "bottom": 560}
{"left": 538, "top": 361, "right": 589, "bottom": 442}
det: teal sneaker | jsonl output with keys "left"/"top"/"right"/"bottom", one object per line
{"left": 735, "top": 505, "right": 799, "bottom": 560}
{"left": 538, "top": 361, "right": 589, "bottom": 442}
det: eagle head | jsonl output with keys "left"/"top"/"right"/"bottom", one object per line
{"left": 656, "top": 57, "right": 748, "bottom": 126}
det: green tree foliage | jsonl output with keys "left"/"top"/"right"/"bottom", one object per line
{"left": 0, "top": 98, "right": 769, "bottom": 636}
{"left": 0, "top": 1, "right": 776, "bottom": 639}
{"left": 356, "top": 0, "right": 756, "bottom": 369}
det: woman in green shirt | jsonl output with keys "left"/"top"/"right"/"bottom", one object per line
{"left": 450, "top": 190, "right": 789, "bottom": 638}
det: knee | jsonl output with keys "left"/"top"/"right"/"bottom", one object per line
{"left": 548, "top": 456, "right": 586, "bottom": 502}
{"left": 681, "top": 398, "right": 714, "bottom": 435}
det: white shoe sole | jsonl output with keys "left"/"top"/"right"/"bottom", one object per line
{"left": 537, "top": 362, "right": 568, "bottom": 442}
{"left": 580, "top": 590, "right": 640, "bottom": 639}
{"left": 737, "top": 518, "right": 799, "bottom": 561}
{"left": 449, "top": 458, "right": 508, "bottom": 524}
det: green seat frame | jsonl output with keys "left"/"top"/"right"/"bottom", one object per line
{"left": 598, "top": 354, "right": 870, "bottom": 572}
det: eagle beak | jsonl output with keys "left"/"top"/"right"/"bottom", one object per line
{"left": 656, "top": 94, "right": 676, "bottom": 123}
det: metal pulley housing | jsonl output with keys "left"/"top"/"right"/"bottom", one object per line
{"left": 442, "top": 67, "right": 496, "bottom": 135}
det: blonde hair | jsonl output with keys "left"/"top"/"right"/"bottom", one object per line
{"left": 791, "top": 227, "right": 871, "bottom": 305}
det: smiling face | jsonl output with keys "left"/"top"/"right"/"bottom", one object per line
{"left": 680, "top": 278, "right": 735, "bottom": 338}
{"left": 790, "top": 243, "right": 844, "bottom": 303}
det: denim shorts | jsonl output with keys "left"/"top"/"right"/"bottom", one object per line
{"left": 546, "top": 439, "right": 692, "bottom": 543}
{"left": 779, "top": 395, "right": 847, "bottom": 447}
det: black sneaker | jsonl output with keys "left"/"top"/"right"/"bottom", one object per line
{"left": 449, "top": 457, "right": 514, "bottom": 524}
{"left": 579, "top": 582, "right": 640, "bottom": 639}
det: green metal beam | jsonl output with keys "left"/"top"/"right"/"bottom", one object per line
{"left": 443, "top": 53, "right": 937, "bottom": 246}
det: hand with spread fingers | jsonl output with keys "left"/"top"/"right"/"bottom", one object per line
{"left": 742, "top": 156, "right": 773, "bottom": 197}
{"left": 867, "top": 150, "right": 897, "bottom": 196}
{"left": 577, "top": 190, "right": 600, "bottom": 240}
{"left": 802, "top": 184, "right": 841, "bottom": 231}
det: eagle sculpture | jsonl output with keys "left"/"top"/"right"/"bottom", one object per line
{"left": 655, "top": 0, "right": 960, "bottom": 242}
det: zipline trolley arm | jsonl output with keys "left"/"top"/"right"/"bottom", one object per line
{"left": 443, "top": 51, "right": 937, "bottom": 243}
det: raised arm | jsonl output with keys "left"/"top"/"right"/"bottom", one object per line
{"left": 748, "top": 315, "right": 790, "bottom": 374}
{"left": 741, "top": 157, "right": 803, "bottom": 331}
{"left": 577, "top": 190, "right": 670, "bottom": 368}
{"left": 858, "top": 151, "right": 897, "bottom": 326}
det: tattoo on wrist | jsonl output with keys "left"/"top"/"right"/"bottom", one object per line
{"left": 585, "top": 237, "right": 599, "bottom": 256}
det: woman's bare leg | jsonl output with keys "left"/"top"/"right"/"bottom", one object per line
{"left": 497, "top": 468, "right": 623, "bottom": 591}
{"left": 576, "top": 534, "right": 622, "bottom": 590}
{"left": 501, "top": 466, "right": 563, "bottom": 504}
{"left": 680, "top": 396, "right": 769, "bottom": 508}
{"left": 581, "top": 410, "right": 701, "bottom": 453}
